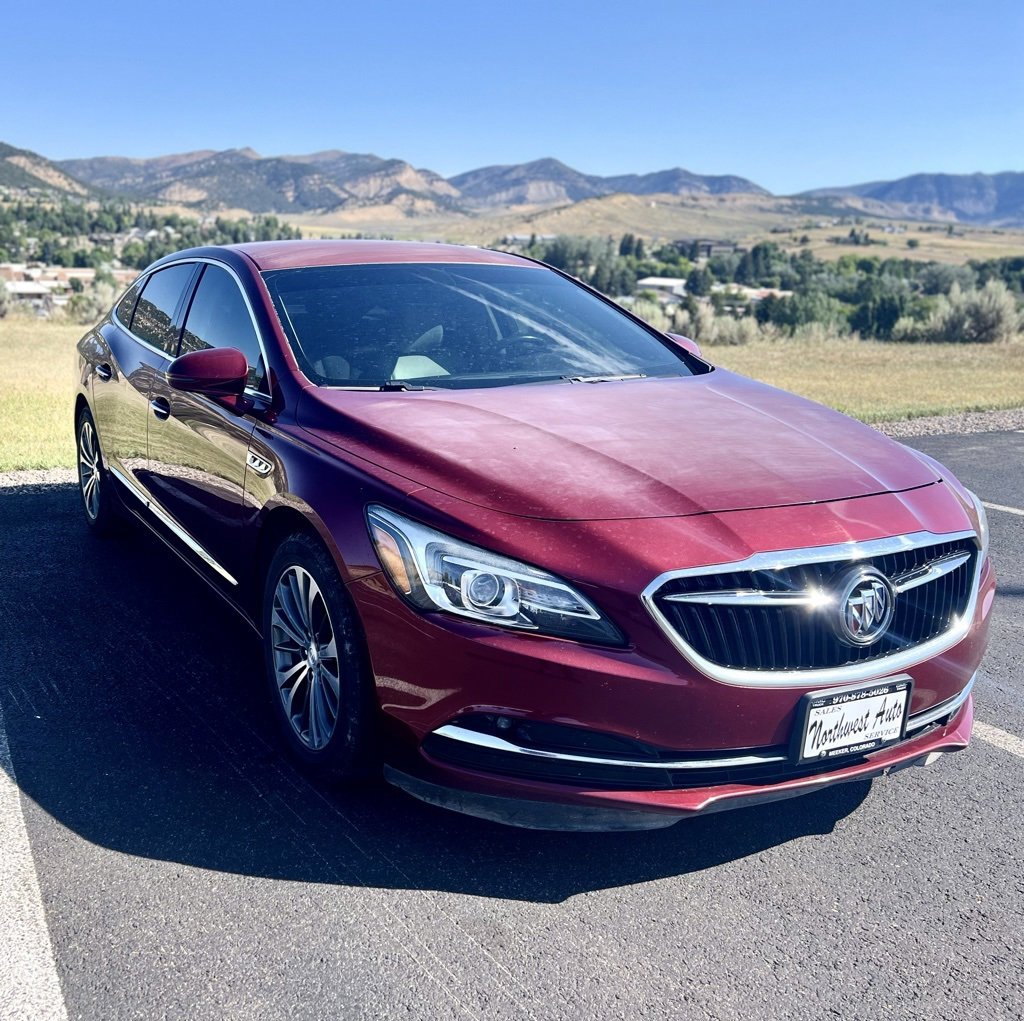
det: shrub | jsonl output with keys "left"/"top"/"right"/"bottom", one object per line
{"left": 66, "top": 282, "right": 117, "bottom": 325}
{"left": 891, "top": 280, "right": 1021, "bottom": 343}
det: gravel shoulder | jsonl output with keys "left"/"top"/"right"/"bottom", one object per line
{"left": 874, "top": 406, "right": 1024, "bottom": 438}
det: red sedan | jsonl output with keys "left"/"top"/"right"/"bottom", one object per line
{"left": 73, "top": 241, "right": 993, "bottom": 830}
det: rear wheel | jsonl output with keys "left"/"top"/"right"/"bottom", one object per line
{"left": 76, "top": 407, "right": 121, "bottom": 536}
{"left": 262, "top": 533, "right": 379, "bottom": 780}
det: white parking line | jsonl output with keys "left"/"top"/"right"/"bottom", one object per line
{"left": 974, "top": 721, "right": 1024, "bottom": 759}
{"left": 0, "top": 705, "right": 68, "bottom": 1021}
{"left": 983, "top": 501, "right": 1024, "bottom": 517}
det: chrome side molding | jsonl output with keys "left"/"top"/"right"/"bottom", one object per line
{"left": 109, "top": 466, "right": 238, "bottom": 586}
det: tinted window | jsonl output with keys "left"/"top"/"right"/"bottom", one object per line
{"left": 131, "top": 264, "right": 196, "bottom": 355}
{"left": 262, "top": 263, "right": 697, "bottom": 390}
{"left": 180, "top": 265, "right": 266, "bottom": 391}
{"left": 114, "top": 280, "right": 141, "bottom": 327}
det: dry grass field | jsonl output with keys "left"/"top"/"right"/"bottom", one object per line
{"left": 0, "top": 316, "right": 82, "bottom": 470}
{"left": 703, "top": 336, "right": 1024, "bottom": 422}
{"left": 285, "top": 193, "right": 1024, "bottom": 264}
{"left": 1, "top": 317, "right": 1021, "bottom": 471}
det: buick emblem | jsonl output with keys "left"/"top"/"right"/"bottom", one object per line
{"left": 831, "top": 566, "right": 895, "bottom": 647}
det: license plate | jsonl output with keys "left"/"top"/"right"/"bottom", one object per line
{"left": 793, "top": 677, "right": 912, "bottom": 764}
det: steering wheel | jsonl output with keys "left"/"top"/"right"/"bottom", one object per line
{"left": 497, "top": 333, "right": 553, "bottom": 362}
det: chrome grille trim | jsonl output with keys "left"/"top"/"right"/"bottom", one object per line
{"left": 892, "top": 551, "right": 973, "bottom": 593}
{"left": 664, "top": 549, "right": 974, "bottom": 607}
{"left": 431, "top": 725, "right": 789, "bottom": 770}
{"left": 642, "top": 530, "right": 981, "bottom": 688}
{"left": 906, "top": 673, "right": 975, "bottom": 734}
{"left": 665, "top": 589, "right": 823, "bottom": 607}
{"left": 430, "top": 675, "right": 974, "bottom": 773}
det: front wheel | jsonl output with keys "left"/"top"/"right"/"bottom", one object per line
{"left": 76, "top": 407, "right": 121, "bottom": 536}
{"left": 262, "top": 533, "right": 379, "bottom": 781}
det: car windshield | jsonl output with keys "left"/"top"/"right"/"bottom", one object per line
{"left": 261, "top": 262, "right": 701, "bottom": 389}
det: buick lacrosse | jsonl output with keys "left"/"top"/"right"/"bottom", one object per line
{"left": 74, "top": 241, "right": 993, "bottom": 830}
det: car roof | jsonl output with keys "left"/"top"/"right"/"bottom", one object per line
{"left": 229, "top": 239, "right": 536, "bottom": 272}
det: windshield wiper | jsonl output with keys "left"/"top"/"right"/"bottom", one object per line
{"left": 562, "top": 373, "right": 647, "bottom": 384}
{"left": 378, "top": 380, "right": 439, "bottom": 391}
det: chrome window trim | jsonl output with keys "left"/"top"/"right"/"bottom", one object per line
{"left": 641, "top": 529, "right": 982, "bottom": 688}
{"left": 111, "top": 256, "right": 272, "bottom": 399}
{"left": 109, "top": 465, "right": 238, "bottom": 586}
{"left": 430, "top": 673, "right": 975, "bottom": 774}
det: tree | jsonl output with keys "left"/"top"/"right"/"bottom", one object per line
{"left": 686, "top": 266, "right": 712, "bottom": 297}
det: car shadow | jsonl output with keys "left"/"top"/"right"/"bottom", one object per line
{"left": 0, "top": 484, "right": 871, "bottom": 904}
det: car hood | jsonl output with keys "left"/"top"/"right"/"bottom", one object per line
{"left": 298, "top": 369, "right": 939, "bottom": 520}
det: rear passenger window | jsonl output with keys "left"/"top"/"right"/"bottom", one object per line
{"left": 180, "top": 264, "right": 266, "bottom": 391}
{"left": 114, "top": 280, "right": 141, "bottom": 327}
{"left": 131, "top": 264, "right": 197, "bottom": 355}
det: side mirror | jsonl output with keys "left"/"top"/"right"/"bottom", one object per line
{"left": 167, "top": 347, "right": 248, "bottom": 396}
{"left": 666, "top": 333, "right": 702, "bottom": 358}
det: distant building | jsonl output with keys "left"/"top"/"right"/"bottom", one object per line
{"left": 501, "top": 233, "right": 557, "bottom": 245}
{"left": 672, "top": 238, "right": 743, "bottom": 259}
{"left": 4, "top": 280, "right": 56, "bottom": 312}
{"left": 636, "top": 276, "right": 687, "bottom": 299}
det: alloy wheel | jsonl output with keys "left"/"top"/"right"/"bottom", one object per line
{"left": 78, "top": 418, "right": 102, "bottom": 521}
{"left": 270, "top": 565, "right": 341, "bottom": 751}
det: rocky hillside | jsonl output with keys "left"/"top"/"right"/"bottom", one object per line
{"left": 801, "top": 172, "right": 1024, "bottom": 226}
{"left": 6, "top": 138, "right": 1023, "bottom": 226}
{"left": 0, "top": 142, "right": 93, "bottom": 197}
{"left": 449, "top": 158, "right": 767, "bottom": 207}
{"left": 56, "top": 147, "right": 768, "bottom": 215}
{"left": 57, "top": 147, "right": 460, "bottom": 214}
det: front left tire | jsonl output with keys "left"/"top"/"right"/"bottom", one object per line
{"left": 261, "top": 533, "right": 379, "bottom": 781}
{"left": 76, "top": 407, "right": 121, "bottom": 536}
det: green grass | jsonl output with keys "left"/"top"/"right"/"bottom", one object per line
{"left": 1, "top": 318, "right": 1022, "bottom": 471}
{"left": 0, "top": 316, "right": 82, "bottom": 470}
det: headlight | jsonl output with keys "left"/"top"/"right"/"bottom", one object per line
{"left": 367, "top": 505, "right": 624, "bottom": 645}
{"left": 967, "top": 489, "right": 989, "bottom": 558}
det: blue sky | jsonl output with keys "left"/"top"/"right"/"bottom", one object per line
{"left": 6, "top": 0, "right": 1023, "bottom": 194}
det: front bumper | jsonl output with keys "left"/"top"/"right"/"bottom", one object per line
{"left": 385, "top": 692, "right": 975, "bottom": 830}
{"left": 348, "top": 489, "right": 993, "bottom": 831}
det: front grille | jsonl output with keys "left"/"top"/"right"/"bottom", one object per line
{"left": 649, "top": 535, "right": 977, "bottom": 675}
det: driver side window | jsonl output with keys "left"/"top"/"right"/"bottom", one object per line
{"left": 180, "top": 264, "right": 267, "bottom": 392}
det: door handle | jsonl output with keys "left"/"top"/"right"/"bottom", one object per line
{"left": 150, "top": 397, "right": 171, "bottom": 420}
{"left": 96, "top": 362, "right": 113, "bottom": 381}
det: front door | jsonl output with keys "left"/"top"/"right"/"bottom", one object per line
{"left": 144, "top": 262, "right": 270, "bottom": 588}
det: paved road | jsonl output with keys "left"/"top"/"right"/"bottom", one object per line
{"left": 0, "top": 431, "right": 1021, "bottom": 1021}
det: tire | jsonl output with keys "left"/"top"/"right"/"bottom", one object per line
{"left": 76, "top": 406, "right": 121, "bottom": 536}
{"left": 261, "top": 533, "right": 379, "bottom": 781}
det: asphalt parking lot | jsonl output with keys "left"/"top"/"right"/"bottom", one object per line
{"left": 1, "top": 430, "right": 1022, "bottom": 1021}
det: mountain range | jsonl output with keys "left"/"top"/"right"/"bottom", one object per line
{"left": 3, "top": 139, "right": 1024, "bottom": 227}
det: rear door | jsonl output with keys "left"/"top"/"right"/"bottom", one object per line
{"left": 144, "top": 261, "right": 270, "bottom": 587}
{"left": 94, "top": 263, "right": 199, "bottom": 492}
